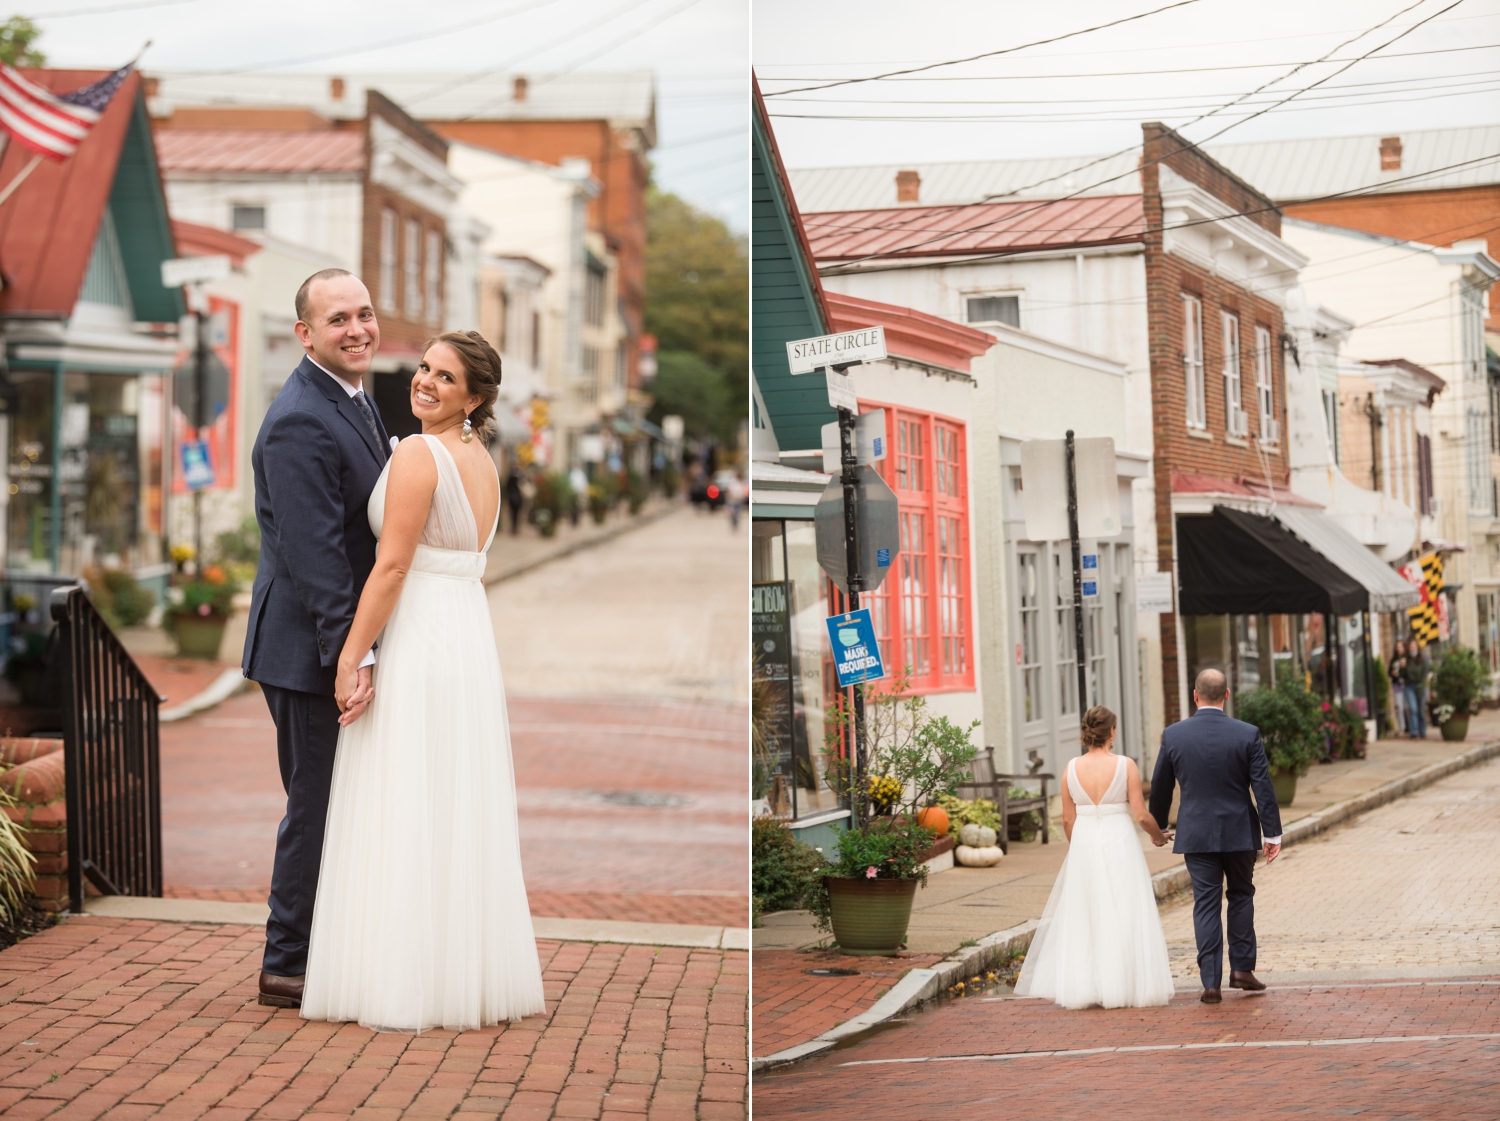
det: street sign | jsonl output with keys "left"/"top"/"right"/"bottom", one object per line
{"left": 786, "top": 326, "right": 887, "bottom": 375}
{"left": 160, "top": 255, "right": 231, "bottom": 289}
{"left": 813, "top": 465, "right": 899, "bottom": 593}
{"left": 1136, "top": 571, "right": 1174, "bottom": 614}
{"left": 1082, "top": 553, "right": 1099, "bottom": 599}
{"left": 825, "top": 608, "right": 886, "bottom": 687}
{"left": 180, "top": 440, "right": 215, "bottom": 490}
{"left": 1019, "top": 436, "right": 1118, "bottom": 541}
{"left": 820, "top": 409, "right": 887, "bottom": 474}
{"left": 825, "top": 368, "right": 858, "bottom": 411}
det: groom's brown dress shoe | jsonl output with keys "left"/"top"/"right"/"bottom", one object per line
{"left": 1200, "top": 988, "right": 1222, "bottom": 1004}
{"left": 258, "top": 971, "right": 304, "bottom": 1009}
{"left": 1229, "top": 971, "right": 1267, "bottom": 991}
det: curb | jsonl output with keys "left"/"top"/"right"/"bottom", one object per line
{"left": 159, "top": 667, "right": 250, "bottom": 723}
{"left": 79, "top": 896, "right": 751, "bottom": 950}
{"left": 484, "top": 501, "right": 680, "bottom": 586}
{"left": 754, "top": 738, "right": 1500, "bottom": 1072}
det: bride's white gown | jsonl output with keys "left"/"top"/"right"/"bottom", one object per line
{"left": 302, "top": 434, "right": 547, "bottom": 1032}
{"left": 1014, "top": 754, "right": 1175, "bottom": 1009}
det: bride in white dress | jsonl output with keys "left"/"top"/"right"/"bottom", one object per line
{"left": 302, "top": 331, "right": 546, "bottom": 1032}
{"left": 1015, "top": 705, "right": 1177, "bottom": 1009}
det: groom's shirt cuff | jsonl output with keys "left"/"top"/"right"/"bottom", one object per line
{"left": 1264, "top": 835, "right": 1282, "bottom": 845}
{"left": 359, "top": 648, "right": 376, "bottom": 669}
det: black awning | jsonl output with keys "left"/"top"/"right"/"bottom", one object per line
{"left": 1177, "top": 506, "right": 1367, "bottom": 616}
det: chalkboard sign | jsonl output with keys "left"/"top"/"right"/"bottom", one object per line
{"left": 752, "top": 581, "right": 795, "bottom": 818}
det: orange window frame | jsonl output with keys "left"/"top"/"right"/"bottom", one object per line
{"left": 824, "top": 402, "right": 975, "bottom": 696}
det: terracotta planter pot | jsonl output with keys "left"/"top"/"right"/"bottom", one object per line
{"left": 824, "top": 875, "right": 919, "bottom": 956}
{"left": 1271, "top": 769, "right": 1297, "bottom": 808}
{"left": 172, "top": 613, "right": 228, "bottom": 660}
{"left": 1440, "top": 716, "right": 1469, "bottom": 742}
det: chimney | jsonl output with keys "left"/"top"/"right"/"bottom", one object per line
{"left": 896, "top": 169, "right": 920, "bottom": 203}
{"left": 513, "top": 76, "right": 529, "bottom": 103}
{"left": 329, "top": 76, "right": 345, "bottom": 101}
{"left": 1379, "top": 136, "right": 1402, "bottom": 172}
{"left": 143, "top": 75, "right": 160, "bottom": 98}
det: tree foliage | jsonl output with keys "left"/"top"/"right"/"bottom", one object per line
{"left": 644, "top": 187, "right": 747, "bottom": 441}
{"left": 0, "top": 18, "right": 44, "bottom": 67}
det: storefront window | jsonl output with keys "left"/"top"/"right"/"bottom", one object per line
{"left": 6, "top": 370, "right": 164, "bottom": 576}
{"left": 1017, "top": 550, "right": 1042, "bottom": 722}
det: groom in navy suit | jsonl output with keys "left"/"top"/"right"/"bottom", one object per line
{"left": 1150, "top": 668, "right": 1282, "bottom": 1004}
{"left": 242, "top": 269, "right": 391, "bottom": 1008}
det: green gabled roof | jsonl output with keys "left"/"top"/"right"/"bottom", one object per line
{"left": 752, "top": 78, "right": 835, "bottom": 454}
{"left": 109, "top": 85, "right": 183, "bottom": 323}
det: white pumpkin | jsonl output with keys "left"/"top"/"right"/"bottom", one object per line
{"left": 959, "top": 822, "right": 999, "bottom": 848}
{"left": 955, "top": 844, "right": 1005, "bottom": 867}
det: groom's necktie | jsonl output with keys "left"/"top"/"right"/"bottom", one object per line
{"left": 352, "top": 389, "right": 382, "bottom": 446}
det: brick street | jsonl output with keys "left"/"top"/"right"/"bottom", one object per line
{"left": 750, "top": 758, "right": 1500, "bottom": 1115}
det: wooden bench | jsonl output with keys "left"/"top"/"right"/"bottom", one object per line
{"left": 956, "top": 747, "right": 1053, "bottom": 855}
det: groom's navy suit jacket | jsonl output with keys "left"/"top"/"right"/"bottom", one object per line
{"left": 242, "top": 357, "right": 390, "bottom": 695}
{"left": 1149, "top": 707, "right": 1282, "bottom": 854}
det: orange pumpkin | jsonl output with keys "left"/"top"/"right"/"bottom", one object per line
{"left": 915, "top": 806, "right": 950, "bottom": 836}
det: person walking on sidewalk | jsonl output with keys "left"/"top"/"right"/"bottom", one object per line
{"left": 1149, "top": 668, "right": 1282, "bottom": 1005}
{"left": 1389, "top": 639, "right": 1409, "bottom": 737}
{"left": 505, "top": 466, "right": 526, "bottom": 535}
{"left": 1403, "top": 641, "right": 1431, "bottom": 738}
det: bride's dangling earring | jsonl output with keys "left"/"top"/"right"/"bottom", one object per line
{"left": 461, "top": 413, "right": 473, "bottom": 443}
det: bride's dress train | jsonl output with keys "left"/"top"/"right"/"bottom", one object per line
{"left": 302, "top": 434, "right": 546, "bottom": 1032}
{"left": 1014, "top": 754, "right": 1175, "bottom": 1009}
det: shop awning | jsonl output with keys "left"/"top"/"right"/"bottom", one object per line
{"left": 492, "top": 408, "right": 532, "bottom": 446}
{"left": 1177, "top": 507, "right": 1367, "bottom": 616}
{"left": 1270, "top": 507, "right": 1420, "bottom": 613}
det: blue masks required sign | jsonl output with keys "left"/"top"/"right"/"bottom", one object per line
{"left": 825, "top": 608, "right": 886, "bottom": 687}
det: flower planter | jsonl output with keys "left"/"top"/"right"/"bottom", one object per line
{"left": 824, "top": 875, "right": 919, "bottom": 956}
{"left": 172, "top": 613, "right": 229, "bottom": 660}
{"left": 1440, "top": 716, "right": 1469, "bottom": 742}
{"left": 1271, "top": 769, "right": 1297, "bottom": 808}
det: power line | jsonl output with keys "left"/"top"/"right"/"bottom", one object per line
{"left": 27, "top": 0, "right": 203, "bottom": 17}
{"left": 769, "top": 0, "right": 1208, "bottom": 97}
{"left": 758, "top": 41, "right": 1500, "bottom": 87}
{"left": 799, "top": 0, "right": 1468, "bottom": 271}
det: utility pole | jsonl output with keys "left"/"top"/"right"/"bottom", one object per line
{"left": 192, "top": 300, "right": 208, "bottom": 572}
{"left": 1065, "top": 430, "right": 1088, "bottom": 734}
{"left": 835, "top": 362, "right": 867, "bottom": 822}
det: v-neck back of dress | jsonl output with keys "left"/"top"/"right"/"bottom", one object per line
{"left": 369, "top": 434, "right": 498, "bottom": 554}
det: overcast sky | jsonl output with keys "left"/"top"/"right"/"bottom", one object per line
{"left": 755, "top": 0, "right": 1500, "bottom": 173}
{"left": 28, "top": 0, "right": 748, "bottom": 230}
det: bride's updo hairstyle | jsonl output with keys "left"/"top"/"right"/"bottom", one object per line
{"left": 1080, "top": 705, "right": 1117, "bottom": 749}
{"left": 425, "top": 331, "right": 502, "bottom": 441}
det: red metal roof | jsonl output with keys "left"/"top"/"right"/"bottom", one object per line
{"left": 155, "top": 129, "right": 364, "bottom": 174}
{"left": 825, "top": 290, "right": 994, "bottom": 374}
{"left": 172, "top": 219, "right": 261, "bottom": 267}
{"left": 1172, "top": 471, "right": 1317, "bottom": 507}
{"left": 0, "top": 68, "right": 146, "bottom": 316}
{"left": 804, "top": 194, "right": 1145, "bottom": 262}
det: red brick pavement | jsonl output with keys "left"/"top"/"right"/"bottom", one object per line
{"left": 160, "top": 692, "right": 748, "bottom": 927}
{"left": 750, "top": 950, "right": 945, "bottom": 1059}
{"left": 0, "top": 917, "right": 747, "bottom": 1119}
{"left": 133, "top": 654, "right": 234, "bottom": 709}
{"left": 751, "top": 979, "right": 1500, "bottom": 1117}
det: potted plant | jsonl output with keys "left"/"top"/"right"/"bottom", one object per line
{"left": 625, "top": 468, "right": 648, "bottom": 515}
{"left": 529, "top": 472, "right": 573, "bottom": 538}
{"left": 165, "top": 564, "right": 239, "bottom": 659}
{"left": 1234, "top": 667, "right": 1322, "bottom": 807}
{"left": 809, "top": 677, "right": 979, "bottom": 954}
{"left": 1430, "top": 645, "right": 1487, "bottom": 741}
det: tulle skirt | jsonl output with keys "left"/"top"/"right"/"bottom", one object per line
{"left": 302, "top": 553, "right": 547, "bottom": 1031}
{"left": 1013, "top": 805, "right": 1175, "bottom": 1009}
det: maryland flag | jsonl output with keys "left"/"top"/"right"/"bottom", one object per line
{"left": 1404, "top": 552, "right": 1443, "bottom": 645}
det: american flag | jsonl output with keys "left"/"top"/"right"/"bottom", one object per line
{"left": 0, "top": 65, "right": 132, "bottom": 162}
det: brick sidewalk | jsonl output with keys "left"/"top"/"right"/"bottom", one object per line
{"left": 0, "top": 917, "right": 747, "bottom": 1120}
{"left": 751, "top": 978, "right": 1500, "bottom": 1117}
{"left": 750, "top": 950, "right": 944, "bottom": 1059}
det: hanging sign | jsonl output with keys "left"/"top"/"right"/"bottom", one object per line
{"left": 1136, "top": 571, "right": 1174, "bottom": 614}
{"left": 825, "top": 608, "right": 886, "bottom": 687}
{"left": 1082, "top": 553, "right": 1099, "bottom": 599}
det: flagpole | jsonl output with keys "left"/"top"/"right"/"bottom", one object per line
{"left": 0, "top": 154, "right": 42, "bottom": 208}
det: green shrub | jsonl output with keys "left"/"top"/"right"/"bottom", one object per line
{"left": 1321, "top": 702, "right": 1367, "bottom": 760}
{"left": 1372, "top": 655, "right": 1390, "bottom": 729}
{"left": 214, "top": 517, "right": 260, "bottom": 565}
{"left": 1431, "top": 645, "right": 1488, "bottom": 716}
{"left": 937, "top": 793, "right": 1001, "bottom": 833}
{"left": 807, "top": 816, "right": 935, "bottom": 933}
{"left": 752, "top": 817, "right": 825, "bottom": 921}
{"left": 1235, "top": 667, "right": 1324, "bottom": 777}
{"left": 84, "top": 566, "right": 156, "bottom": 630}
{"left": 530, "top": 472, "right": 574, "bottom": 538}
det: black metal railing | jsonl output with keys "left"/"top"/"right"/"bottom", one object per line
{"left": 50, "top": 586, "right": 163, "bottom": 913}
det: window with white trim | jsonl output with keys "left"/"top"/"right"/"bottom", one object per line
{"left": 1183, "top": 294, "right": 1205, "bottom": 429}
{"left": 378, "top": 209, "right": 397, "bottom": 312}
{"left": 1462, "top": 282, "right": 1485, "bottom": 381}
{"left": 1222, "top": 310, "right": 1245, "bottom": 437}
{"left": 424, "top": 229, "right": 443, "bottom": 326}
{"left": 1468, "top": 406, "right": 1488, "bottom": 512}
{"left": 403, "top": 219, "right": 423, "bottom": 321}
{"left": 1255, "top": 325, "right": 1277, "bottom": 443}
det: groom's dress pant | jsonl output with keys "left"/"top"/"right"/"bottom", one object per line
{"left": 1185, "top": 851, "right": 1257, "bottom": 989}
{"left": 261, "top": 683, "right": 342, "bottom": 977}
